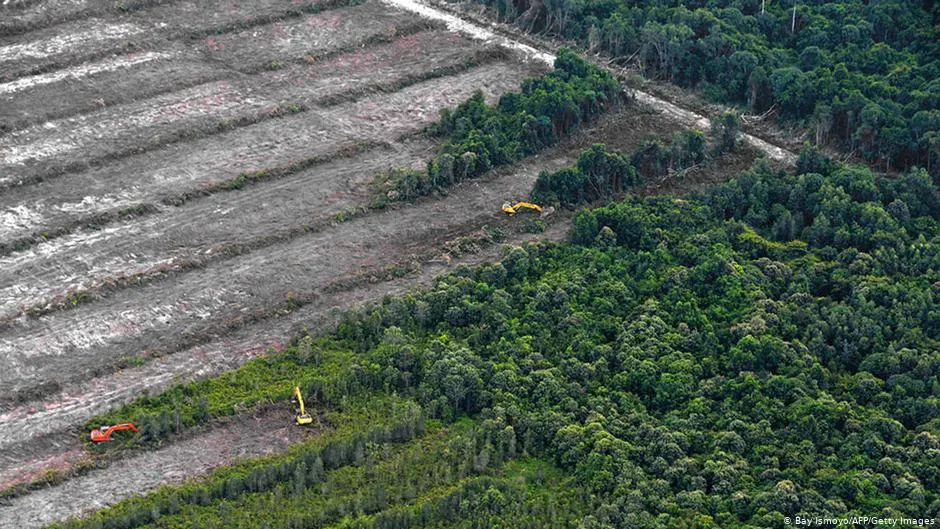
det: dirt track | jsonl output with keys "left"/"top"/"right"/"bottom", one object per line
{"left": 0, "top": 0, "right": 795, "bottom": 525}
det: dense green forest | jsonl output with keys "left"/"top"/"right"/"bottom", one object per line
{"left": 57, "top": 144, "right": 939, "bottom": 527}
{"left": 461, "top": 0, "right": 940, "bottom": 174}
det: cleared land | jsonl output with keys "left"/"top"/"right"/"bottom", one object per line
{"left": 0, "top": 0, "right": 784, "bottom": 526}
{"left": 0, "top": 2, "right": 553, "bottom": 522}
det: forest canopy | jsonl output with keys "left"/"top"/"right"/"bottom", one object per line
{"left": 61, "top": 153, "right": 940, "bottom": 529}
{"left": 466, "top": 0, "right": 940, "bottom": 174}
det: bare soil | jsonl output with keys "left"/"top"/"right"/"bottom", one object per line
{"left": 0, "top": 0, "right": 358, "bottom": 82}
{"left": 0, "top": 15, "right": 459, "bottom": 184}
{"left": 0, "top": 0, "right": 173, "bottom": 38}
{"left": 0, "top": 29, "right": 509, "bottom": 242}
{"left": 0, "top": 60, "right": 540, "bottom": 320}
{"left": 1, "top": 410, "right": 317, "bottom": 529}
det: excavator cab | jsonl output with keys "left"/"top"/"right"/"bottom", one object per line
{"left": 502, "top": 201, "right": 543, "bottom": 215}
{"left": 293, "top": 386, "right": 313, "bottom": 425}
{"left": 90, "top": 422, "right": 139, "bottom": 442}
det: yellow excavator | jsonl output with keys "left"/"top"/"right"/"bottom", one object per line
{"left": 502, "top": 201, "right": 542, "bottom": 215}
{"left": 293, "top": 386, "right": 313, "bottom": 425}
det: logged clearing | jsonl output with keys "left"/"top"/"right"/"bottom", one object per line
{"left": 3, "top": 411, "right": 315, "bottom": 528}
{"left": 0, "top": 0, "right": 788, "bottom": 526}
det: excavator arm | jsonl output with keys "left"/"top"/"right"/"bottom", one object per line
{"left": 293, "top": 386, "right": 313, "bottom": 425}
{"left": 502, "top": 202, "right": 542, "bottom": 215}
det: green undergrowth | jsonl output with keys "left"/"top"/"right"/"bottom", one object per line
{"left": 329, "top": 459, "right": 588, "bottom": 529}
{"left": 59, "top": 395, "right": 424, "bottom": 529}
{"left": 87, "top": 338, "right": 358, "bottom": 448}
{"left": 57, "top": 412, "right": 587, "bottom": 529}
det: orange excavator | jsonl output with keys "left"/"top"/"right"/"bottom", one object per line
{"left": 90, "top": 422, "right": 139, "bottom": 442}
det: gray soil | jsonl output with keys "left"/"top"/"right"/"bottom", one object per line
{"left": 0, "top": 0, "right": 359, "bottom": 81}
{"left": 0, "top": 29, "right": 512, "bottom": 242}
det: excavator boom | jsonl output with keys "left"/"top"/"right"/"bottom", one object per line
{"left": 293, "top": 386, "right": 313, "bottom": 425}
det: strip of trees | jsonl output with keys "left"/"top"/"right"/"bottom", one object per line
{"left": 380, "top": 48, "right": 625, "bottom": 203}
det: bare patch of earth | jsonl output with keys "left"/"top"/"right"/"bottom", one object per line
{"left": 0, "top": 0, "right": 356, "bottom": 83}
{"left": 0, "top": 410, "right": 315, "bottom": 529}
{"left": 0, "top": 9, "right": 437, "bottom": 177}
{"left": 0, "top": 56, "right": 543, "bottom": 242}
{"left": 0, "top": 0, "right": 173, "bottom": 38}
{"left": 0, "top": 139, "right": 434, "bottom": 321}
{"left": 0, "top": 47, "right": 230, "bottom": 133}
